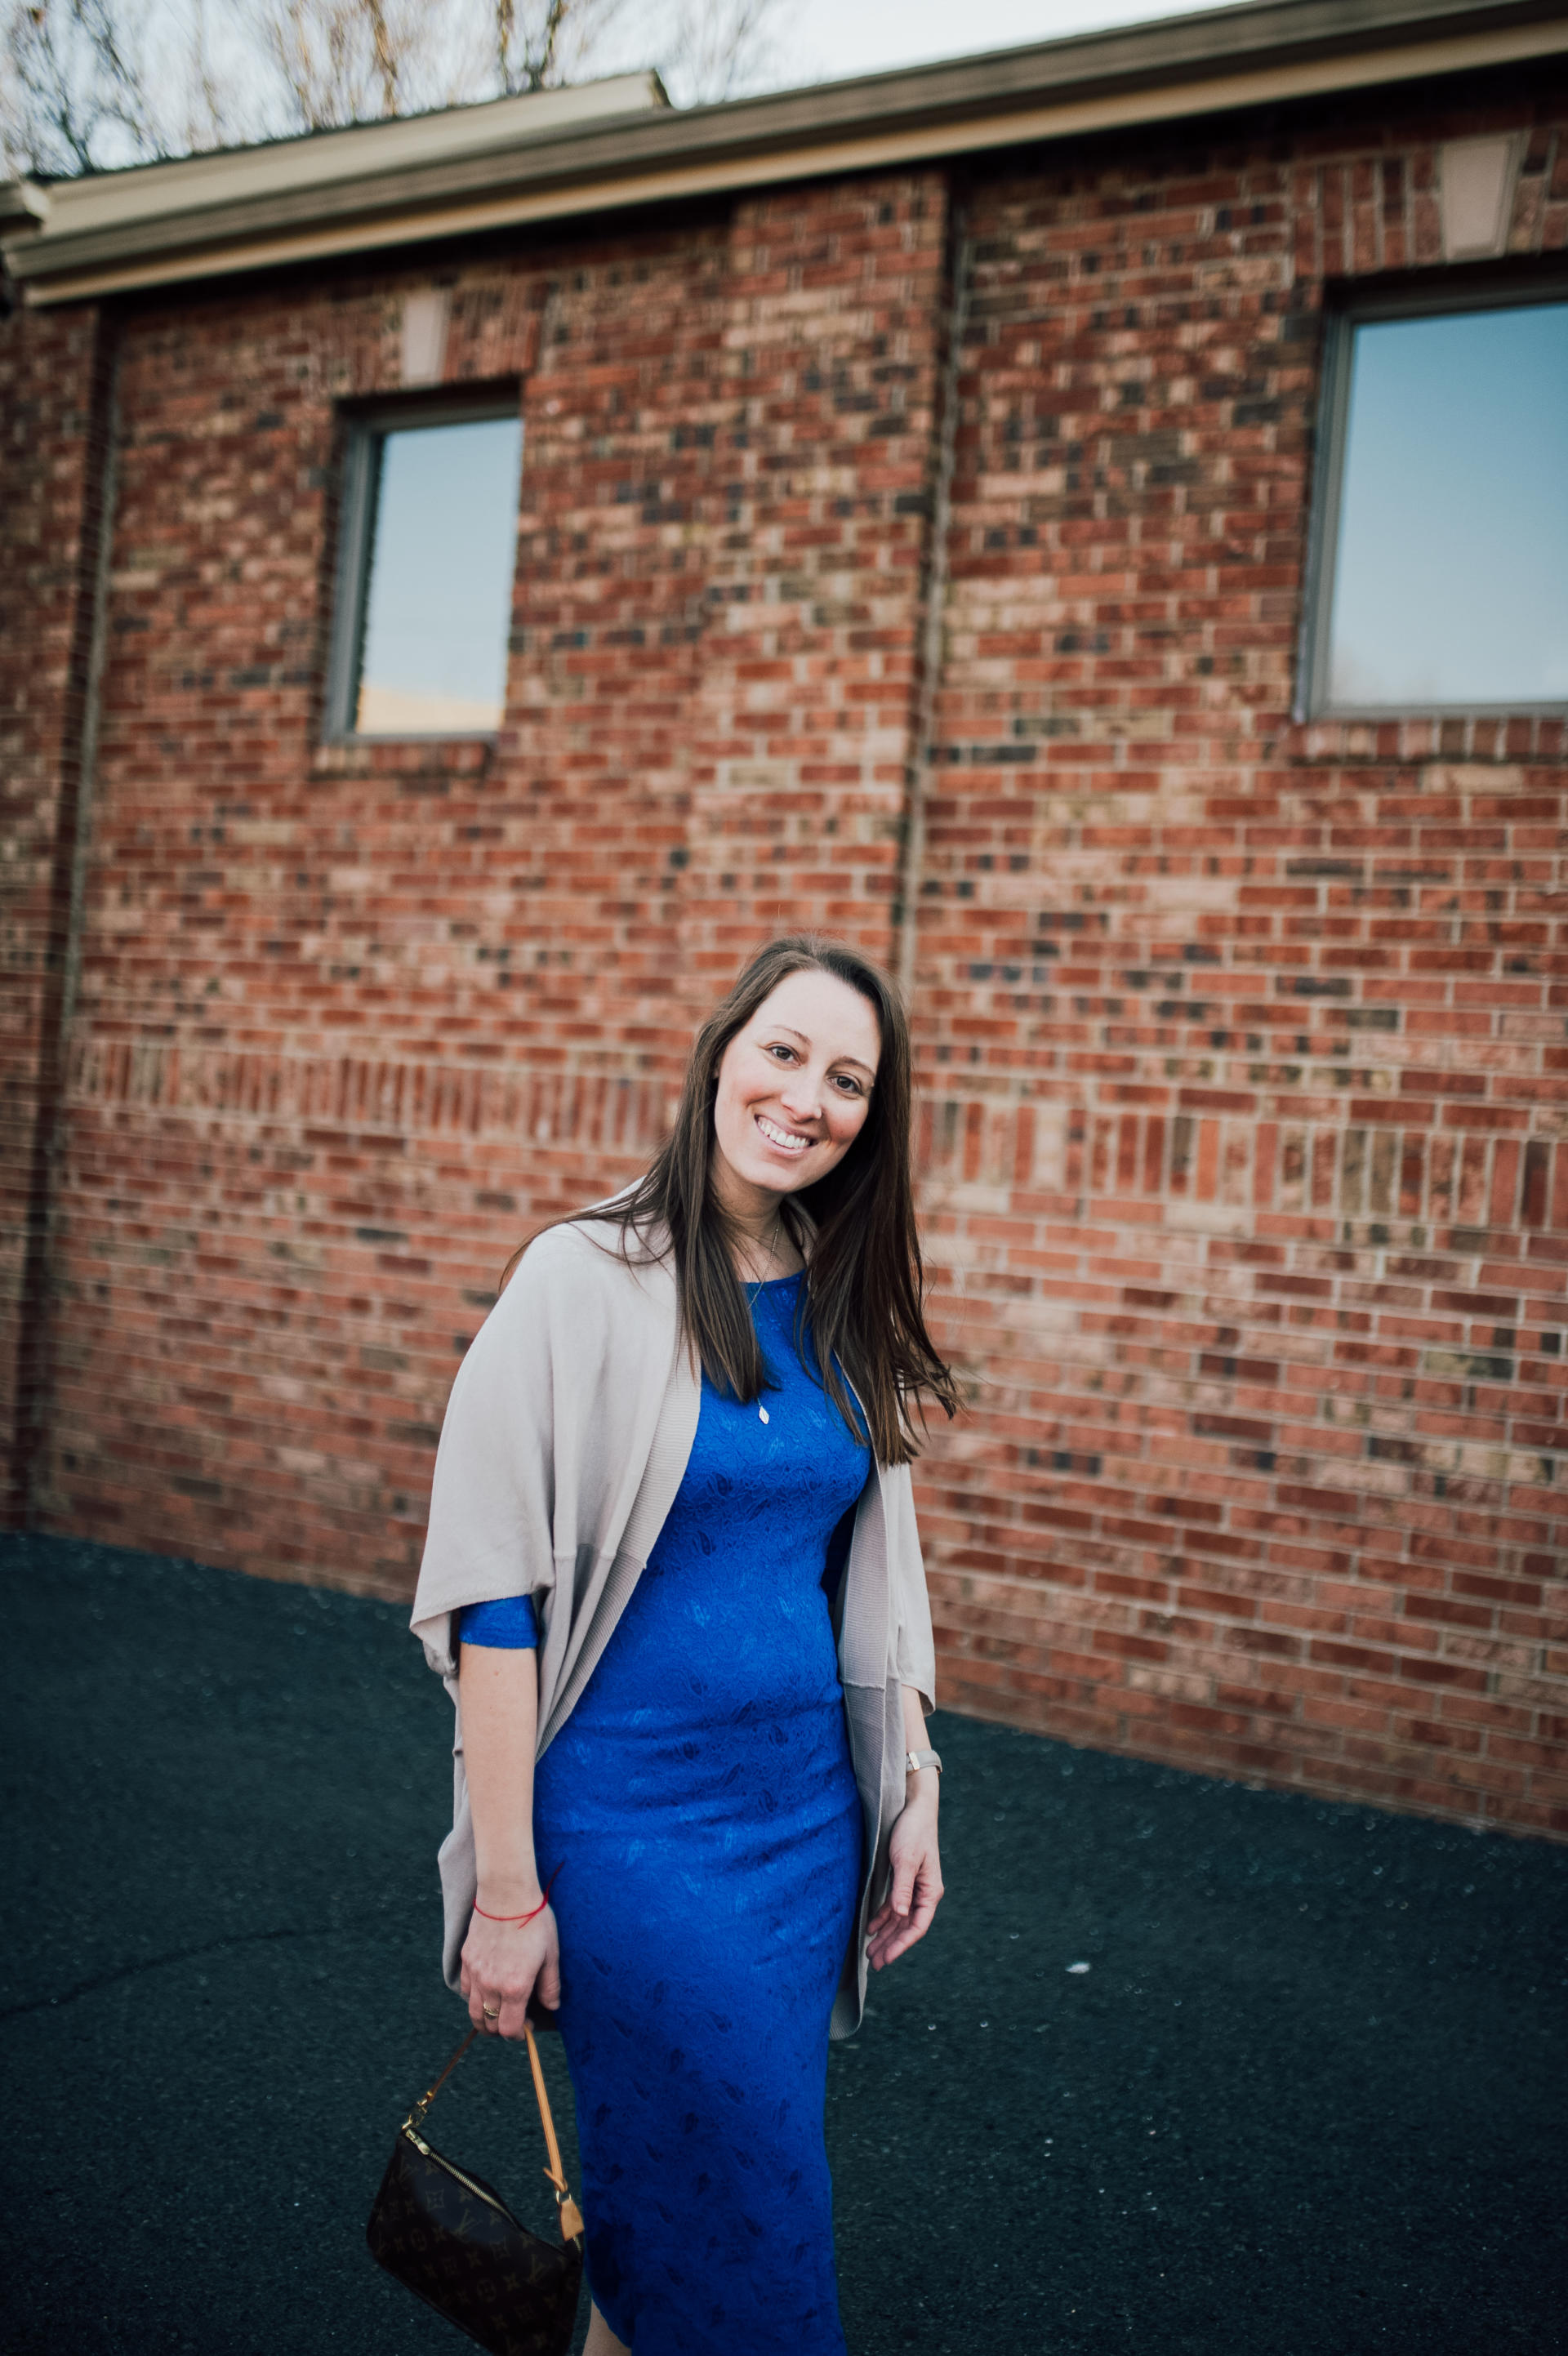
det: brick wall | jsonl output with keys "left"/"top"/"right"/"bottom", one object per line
{"left": 914, "top": 86, "right": 1568, "bottom": 1834}
{"left": 2, "top": 76, "right": 1565, "bottom": 1833}
{"left": 16, "top": 175, "right": 948, "bottom": 1592}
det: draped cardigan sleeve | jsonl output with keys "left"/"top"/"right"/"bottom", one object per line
{"left": 409, "top": 1218, "right": 698, "bottom": 1704}
{"left": 409, "top": 1224, "right": 562, "bottom": 1666}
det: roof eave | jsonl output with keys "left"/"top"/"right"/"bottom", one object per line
{"left": 7, "top": 0, "right": 1567, "bottom": 305}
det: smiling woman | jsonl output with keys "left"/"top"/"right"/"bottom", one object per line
{"left": 410, "top": 936, "right": 959, "bottom": 2356}
{"left": 555, "top": 935, "right": 959, "bottom": 1466}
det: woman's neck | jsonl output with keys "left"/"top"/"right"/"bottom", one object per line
{"left": 710, "top": 1164, "right": 804, "bottom": 1281}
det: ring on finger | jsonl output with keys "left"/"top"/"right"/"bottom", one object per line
{"left": 482, "top": 2002, "right": 500, "bottom": 2020}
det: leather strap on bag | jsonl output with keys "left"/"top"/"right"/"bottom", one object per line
{"left": 407, "top": 2022, "right": 583, "bottom": 2244}
{"left": 409, "top": 2027, "right": 479, "bottom": 2122}
{"left": 523, "top": 2023, "right": 584, "bottom": 2240}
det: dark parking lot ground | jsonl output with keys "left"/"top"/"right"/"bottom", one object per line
{"left": 3, "top": 1532, "right": 1565, "bottom": 2356}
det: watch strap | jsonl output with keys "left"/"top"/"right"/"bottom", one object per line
{"left": 905, "top": 1748, "right": 942, "bottom": 1775}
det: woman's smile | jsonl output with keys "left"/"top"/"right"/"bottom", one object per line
{"left": 755, "top": 1111, "right": 813, "bottom": 1156}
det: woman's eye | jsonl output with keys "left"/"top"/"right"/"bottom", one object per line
{"left": 765, "top": 1042, "right": 795, "bottom": 1062}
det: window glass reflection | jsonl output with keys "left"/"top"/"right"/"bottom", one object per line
{"left": 355, "top": 414, "right": 523, "bottom": 734}
{"left": 1326, "top": 301, "right": 1568, "bottom": 710}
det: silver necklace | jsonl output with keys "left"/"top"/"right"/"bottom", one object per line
{"left": 741, "top": 1206, "right": 785, "bottom": 1291}
{"left": 744, "top": 1208, "right": 786, "bottom": 1423}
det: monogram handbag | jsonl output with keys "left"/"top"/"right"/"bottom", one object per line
{"left": 367, "top": 2022, "right": 585, "bottom": 2356}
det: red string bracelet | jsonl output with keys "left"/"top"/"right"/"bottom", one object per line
{"left": 472, "top": 1861, "right": 563, "bottom": 1926}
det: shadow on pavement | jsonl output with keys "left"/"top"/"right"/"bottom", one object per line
{"left": 2, "top": 1534, "right": 1564, "bottom": 2355}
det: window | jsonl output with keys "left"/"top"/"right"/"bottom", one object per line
{"left": 326, "top": 402, "right": 523, "bottom": 737}
{"left": 1302, "top": 287, "right": 1568, "bottom": 716}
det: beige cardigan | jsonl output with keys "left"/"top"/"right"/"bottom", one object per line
{"left": 410, "top": 1213, "right": 937, "bottom": 2040}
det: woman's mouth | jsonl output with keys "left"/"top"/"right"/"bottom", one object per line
{"left": 755, "top": 1113, "right": 812, "bottom": 1156}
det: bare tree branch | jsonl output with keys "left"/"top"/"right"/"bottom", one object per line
{"left": 366, "top": 0, "right": 399, "bottom": 113}
{"left": 512, "top": 0, "right": 795, "bottom": 109}
{"left": 657, "top": 0, "right": 789, "bottom": 105}
{"left": 488, "top": 0, "right": 625, "bottom": 96}
{"left": 2, "top": 0, "right": 166, "bottom": 175}
{"left": 179, "top": 0, "right": 239, "bottom": 158}
{"left": 0, "top": 0, "right": 804, "bottom": 184}
{"left": 247, "top": 0, "right": 439, "bottom": 131}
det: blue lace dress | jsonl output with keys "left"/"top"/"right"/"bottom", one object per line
{"left": 460, "top": 1270, "right": 870, "bottom": 2355}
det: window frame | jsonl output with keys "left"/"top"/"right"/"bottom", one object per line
{"left": 1297, "top": 271, "right": 1568, "bottom": 724}
{"left": 323, "top": 390, "right": 523, "bottom": 743}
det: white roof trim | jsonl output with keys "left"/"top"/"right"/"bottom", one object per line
{"left": 20, "top": 73, "right": 666, "bottom": 239}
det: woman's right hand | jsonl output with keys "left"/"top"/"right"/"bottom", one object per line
{"left": 460, "top": 1899, "right": 562, "bottom": 2039}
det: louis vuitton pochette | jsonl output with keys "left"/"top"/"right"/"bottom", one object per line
{"left": 367, "top": 2021, "right": 583, "bottom": 2356}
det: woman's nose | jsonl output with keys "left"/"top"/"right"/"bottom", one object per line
{"left": 778, "top": 1074, "right": 822, "bottom": 1121}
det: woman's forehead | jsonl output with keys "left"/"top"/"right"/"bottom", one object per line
{"left": 749, "top": 969, "right": 881, "bottom": 1065}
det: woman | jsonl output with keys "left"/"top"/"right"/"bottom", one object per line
{"left": 411, "top": 935, "right": 959, "bottom": 2356}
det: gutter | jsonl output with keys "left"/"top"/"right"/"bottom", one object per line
{"left": 7, "top": 315, "right": 121, "bottom": 1518}
{"left": 5, "top": 0, "right": 1567, "bottom": 305}
{"left": 0, "top": 179, "right": 49, "bottom": 228}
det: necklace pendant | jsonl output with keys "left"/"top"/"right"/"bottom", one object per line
{"left": 758, "top": 1405, "right": 770, "bottom": 1424}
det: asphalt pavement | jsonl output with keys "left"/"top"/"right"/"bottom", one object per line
{"left": 2, "top": 1532, "right": 1564, "bottom": 2356}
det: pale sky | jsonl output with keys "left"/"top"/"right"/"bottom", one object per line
{"left": 57, "top": 0, "right": 1231, "bottom": 174}
{"left": 786, "top": 0, "right": 1222, "bottom": 87}
{"left": 167, "top": 0, "right": 1232, "bottom": 143}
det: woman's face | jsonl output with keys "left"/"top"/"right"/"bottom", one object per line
{"left": 710, "top": 968, "right": 881, "bottom": 1214}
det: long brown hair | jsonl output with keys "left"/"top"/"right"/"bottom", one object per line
{"left": 517, "top": 937, "right": 957, "bottom": 1465}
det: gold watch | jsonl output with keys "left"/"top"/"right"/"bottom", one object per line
{"left": 904, "top": 1748, "right": 942, "bottom": 1775}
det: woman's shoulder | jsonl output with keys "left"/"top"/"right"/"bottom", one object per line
{"left": 470, "top": 1215, "right": 673, "bottom": 1389}
{"left": 445, "top": 1206, "right": 674, "bottom": 1430}
{"left": 504, "top": 1205, "right": 673, "bottom": 1314}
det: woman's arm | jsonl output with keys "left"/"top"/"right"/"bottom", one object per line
{"left": 457, "top": 1642, "right": 561, "bottom": 2038}
{"left": 865, "top": 1682, "right": 943, "bottom": 1971}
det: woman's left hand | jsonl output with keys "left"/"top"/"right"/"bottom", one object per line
{"left": 866, "top": 1787, "right": 943, "bottom": 1971}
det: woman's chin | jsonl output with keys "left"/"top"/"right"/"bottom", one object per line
{"left": 754, "top": 1167, "right": 806, "bottom": 1197}
{"left": 729, "top": 1150, "right": 811, "bottom": 1196}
